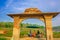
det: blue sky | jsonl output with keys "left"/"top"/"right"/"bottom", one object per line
{"left": 0, "top": 0, "right": 60, "bottom": 26}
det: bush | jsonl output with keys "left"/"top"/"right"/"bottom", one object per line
{"left": 0, "top": 38, "right": 7, "bottom": 40}
{"left": 53, "top": 32, "right": 60, "bottom": 38}
{"left": 20, "top": 30, "right": 28, "bottom": 38}
{"left": 26, "top": 26, "right": 40, "bottom": 28}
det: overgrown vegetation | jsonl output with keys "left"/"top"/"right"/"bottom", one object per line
{"left": 0, "top": 22, "right": 60, "bottom": 38}
{"left": 0, "top": 38, "right": 7, "bottom": 40}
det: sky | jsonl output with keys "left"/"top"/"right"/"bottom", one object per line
{"left": 0, "top": 0, "right": 60, "bottom": 26}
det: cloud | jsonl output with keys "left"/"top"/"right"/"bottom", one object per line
{"left": 13, "top": 7, "right": 24, "bottom": 10}
{"left": 0, "top": 0, "right": 13, "bottom": 14}
{"left": 57, "top": 9, "right": 60, "bottom": 12}
{"left": 52, "top": 14, "right": 60, "bottom": 26}
{"left": 49, "top": 1, "right": 56, "bottom": 7}
{"left": 5, "top": 0, "right": 13, "bottom": 8}
{"left": 0, "top": 0, "right": 60, "bottom": 26}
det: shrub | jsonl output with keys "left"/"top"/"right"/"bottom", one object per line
{"left": 0, "top": 38, "right": 7, "bottom": 40}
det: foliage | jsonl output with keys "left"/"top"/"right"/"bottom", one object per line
{"left": 0, "top": 38, "right": 7, "bottom": 40}
{"left": 0, "top": 22, "right": 13, "bottom": 28}
{"left": 0, "top": 22, "right": 60, "bottom": 38}
{"left": 0, "top": 28, "right": 13, "bottom": 37}
{"left": 26, "top": 26, "right": 40, "bottom": 28}
{"left": 20, "top": 30, "right": 28, "bottom": 38}
{"left": 53, "top": 32, "right": 60, "bottom": 38}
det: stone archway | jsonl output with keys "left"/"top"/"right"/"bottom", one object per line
{"left": 7, "top": 8, "right": 60, "bottom": 40}
{"left": 20, "top": 18, "right": 45, "bottom": 38}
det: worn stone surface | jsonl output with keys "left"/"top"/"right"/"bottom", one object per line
{"left": 24, "top": 8, "right": 42, "bottom": 14}
{"left": 7, "top": 8, "right": 59, "bottom": 40}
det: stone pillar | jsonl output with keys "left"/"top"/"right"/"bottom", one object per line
{"left": 12, "top": 16, "right": 20, "bottom": 40}
{"left": 44, "top": 15, "right": 53, "bottom": 40}
{"left": 39, "top": 17, "right": 44, "bottom": 22}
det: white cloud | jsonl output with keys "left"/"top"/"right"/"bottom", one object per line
{"left": 49, "top": 1, "right": 56, "bottom": 7}
{"left": 52, "top": 14, "right": 60, "bottom": 26}
{"left": 5, "top": 0, "right": 13, "bottom": 8}
{"left": 0, "top": 0, "right": 13, "bottom": 13}
{"left": 57, "top": 9, "right": 60, "bottom": 12}
{"left": 13, "top": 7, "right": 24, "bottom": 10}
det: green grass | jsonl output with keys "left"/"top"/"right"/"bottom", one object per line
{"left": 0, "top": 28, "right": 60, "bottom": 38}
{"left": 0, "top": 38, "right": 7, "bottom": 40}
{"left": 0, "top": 28, "right": 13, "bottom": 37}
{"left": 53, "top": 32, "right": 60, "bottom": 38}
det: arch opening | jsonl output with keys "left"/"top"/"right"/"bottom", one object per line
{"left": 19, "top": 18, "right": 46, "bottom": 38}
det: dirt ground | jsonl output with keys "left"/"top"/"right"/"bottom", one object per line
{"left": 20, "top": 37, "right": 60, "bottom": 40}
{"left": 1, "top": 37, "right": 60, "bottom": 40}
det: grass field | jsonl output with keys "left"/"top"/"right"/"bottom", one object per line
{"left": 0, "top": 22, "right": 60, "bottom": 40}
{"left": 0, "top": 28, "right": 60, "bottom": 38}
{"left": 0, "top": 28, "right": 60, "bottom": 40}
